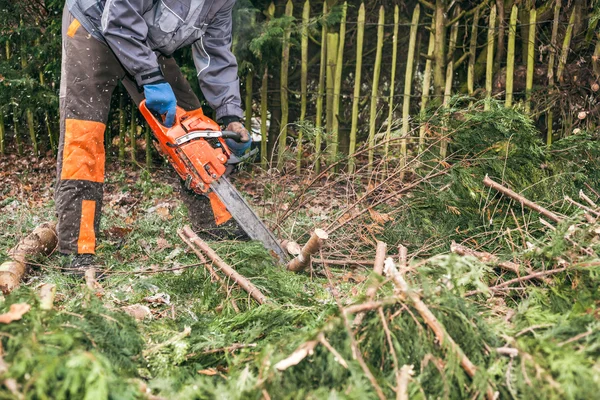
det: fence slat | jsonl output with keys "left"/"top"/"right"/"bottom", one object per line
{"left": 467, "top": 8, "right": 480, "bottom": 98}
{"left": 546, "top": 0, "right": 561, "bottom": 146}
{"left": 557, "top": 5, "right": 576, "bottom": 82}
{"left": 419, "top": 19, "right": 435, "bottom": 152}
{"left": 245, "top": 70, "right": 253, "bottom": 132}
{"left": 326, "top": 33, "right": 338, "bottom": 158}
{"left": 485, "top": 4, "right": 497, "bottom": 111}
{"left": 348, "top": 2, "right": 365, "bottom": 174}
{"left": 367, "top": 6, "right": 385, "bottom": 172}
{"left": 314, "top": 1, "right": 327, "bottom": 174}
{"left": 118, "top": 92, "right": 126, "bottom": 161}
{"left": 384, "top": 5, "right": 399, "bottom": 168}
{"left": 0, "top": 113, "right": 5, "bottom": 154}
{"left": 441, "top": 7, "right": 460, "bottom": 159}
{"left": 331, "top": 1, "right": 347, "bottom": 167}
{"left": 297, "top": 0, "right": 310, "bottom": 174}
{"left": 525, "top": 8, "right": 536, "bottom": 114}
{"left": 400, "top": 4, "right": 420, "bottom": 168}
{"left": 130, "top": 107, "right": 137, "bottom": 163}
{"left": 260, "top": 67, "right": 269, "bottom": 168}
{"left": 505, "top": 4, "right": 518, "bottom": 108}
{"left": 277, "top": 0, "right": 293, "bottom": 169}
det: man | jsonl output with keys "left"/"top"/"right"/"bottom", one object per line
{"left": 57, "top": 0, "right": 250, "bottom": 274}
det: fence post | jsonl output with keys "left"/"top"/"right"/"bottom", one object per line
{"left": 118, "top": 91, "right": 126, "bottom": 162}
{"left": 297, "top": 0, "right": 310, "bottom": 174}
{"left": 130, "top": 106, "right": 137, "bottom": 163}
{"left": 326, "top": 33, "right": 338, "bottom": 160}
{"left": 314, "top": 1, "right": 327, "bottom": 174}
{"left": 505, "top": 4, "right": 518, "bottom": 108}
{"left": 331, "top": 1, "right": 347, "bottom": 168}
{"left": 441, "top": 7, "right": 460, "bottom": 159}
{"left": 38, "top": 67, "right": 56, "bottom": 152}
{"left": 400, "top": 4, "right": 420, "bottom": 169}
{"left": 277, "top": 0, "right": 293, "bottom": 169}
{"left": 525, "top": 8, "right": 536, "bottom": 114}
{"left": 367, "top": 6, "right": 385, "bottom": 172}
{"left": 419, "top": 19, "right": 435, "bottom": 152}
{"left": 348, "top": 3, "right": 365, "bottom": 174}
{"left": 384, "top": 5, "right": 399, "bottom": 169}
{"left": 433, "top": 0, "right": 446, "bottom": 96}
{"left": 557, "top": 5, "right": 576, "bottom": 82}
{"left": 260, "top": 67, "right": 269, "bottom": 168}
{"left": 485, "top": 4, "right": 497, "bottom": 111}
{"left": 245, "top": 69, "right": 253, "bottom": 132}
{"left": 546, "top": 0, "right": 561, "bottom": 146}
{"left": 467, "top": 8, "right": 480, "bottom": 98}
{"left": 12, "top": 111, "right": 23, "bottom": 156}
{"left": 0, "top": 112, "right": 5, "bottom": 154}
{"left": 145, "top": 125, "right": 152, "bottom": 169}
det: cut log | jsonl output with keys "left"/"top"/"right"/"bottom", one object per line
{"left": 180, "top": 226, "right": 268, "bottom": 305}
{"left": 39, "top": 283, "right": 57, "bottom": 311}
{"left": 0, "top": 222, "right": 57, "bottom": 294}
{"left": 287, "top": 229, "right": 329, "bottom": 272}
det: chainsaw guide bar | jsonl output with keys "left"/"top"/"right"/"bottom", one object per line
{"left": 139, "top": 101, "right": 288, "bottom": 264}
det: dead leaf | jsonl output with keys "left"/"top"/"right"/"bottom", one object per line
{"left": 369, "top": 209, "right": 392, "bottom": 225}
{"left": 156, "top": 238, "right": 171, "bottom": 251}
{"left": 106, "top": 226, "right": 132, "bottom": 239}
{"left": 0, "top": 303, "right": 31, "bottom": 324}
{"left": 155, "top": 207, "right": 171, "bottom": 220}
{"left": 341, "top": 272, "right": 367, "bottom": 284}
{"left": 122, "top": 304, "right": 152, "bottom": 321}
{"left": 198, "top": 368, "right": 218, "bottom": 376}
{"left": 144, "top": 293, "right": 171, "bottom": 305}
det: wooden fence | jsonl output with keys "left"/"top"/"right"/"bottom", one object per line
{"left": 0, "top": 1, "right": 598, "bottom": 175}
{"left": 247, "top": 0, "right": 599, "bottom": 173}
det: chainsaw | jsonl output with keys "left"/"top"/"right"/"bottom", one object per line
{"left": 139, "top": 100, "right": 287, "bottom": 264}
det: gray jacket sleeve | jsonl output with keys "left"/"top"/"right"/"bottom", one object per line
{"left": 192, "top": 0, "right": 243, "bottom": 121}
{"left": 101, "top": 0, "right": 163, "bottom": 86}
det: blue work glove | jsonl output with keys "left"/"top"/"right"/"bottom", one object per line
{"left": 144, "top": 82, "right": 177, "bottom": 128}
{"left": 225, "top": 137, "right": 253, "bottom": 157}
{"left": 223, "top": 120, "right": 252, "bottom": 157}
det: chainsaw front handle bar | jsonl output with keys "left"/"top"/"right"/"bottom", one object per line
{"left": 139, "top": 100, "right": 246, "bottom": 143}
{"left": 220, "top": 130, "right": 244, "bottom": 142}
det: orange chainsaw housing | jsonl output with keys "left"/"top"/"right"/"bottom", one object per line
{"left": 139, "top": 100, "right": 230, "bottom": 194}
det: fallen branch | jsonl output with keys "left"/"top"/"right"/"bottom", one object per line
{"left": 483, "top": 175, "right": 563, "bottom": 223}
{"left": 186, "top": 343, "right": 257, "bottom": 358}
{"left": 579, "top": 190, "right": 597, "bottom": 209}
{"left": 180, "top": 226, "right": 267, "bottom": 305}
{"left": 178, "top": 230, "right": 240, "bottom": 312}
{"left": 322, "top": 260, "right": 387, "bottom": 400}
{"left": 465, "top": 266, "right": 568, "bottom": 297}
{"left": 317, "top": 332, "right": 348, "bottom": 369}
{"left": 344, "top": 298, "right": 399, "bottom": 314}
{"left": 274, "top": 339, "right": 319, "bottom": 371}
{"left": 354, "top": 241, "right": 388, "bottom": 327}
{"left": 312, "top": 258, "right": 375, "bottom": 266}
{"left": 143, "top": 326, "right": 192, "bottom": 357}
{"left": 398, "top": 365, "right": 414, "bottom": 400}
{"left": 0, "top": 222, "right": 57, "bottom": 294}
{"left": 451, "top": 241, "right": 520, "bottom": 273}
{"left": 564, "top": 196, "right": 600, "bottom": 217}
{"left": 287, "top": 229, "right": 329, "bottom": 272}
{"left": 383, "top": 258, "right": 496, "bottom": 400}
